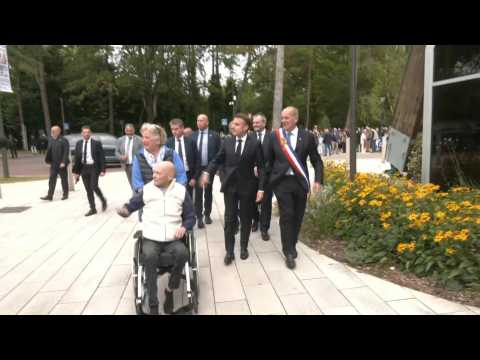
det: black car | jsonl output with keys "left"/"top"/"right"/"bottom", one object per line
{"left": 64, "top": 133, "right": 121, "bottom": 167}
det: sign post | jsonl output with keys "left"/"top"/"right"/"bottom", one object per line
{"left": 0, "top": 45, "right": 13, "bottom": 199}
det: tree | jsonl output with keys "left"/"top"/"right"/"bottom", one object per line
{"left": 272, "top": 45, "right": 285, "bottom": 129}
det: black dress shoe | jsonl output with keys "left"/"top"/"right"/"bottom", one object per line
{"left": 286, "top": 254, "right": 296, "bottom": 270}
{"left": 293, "top": 249, "right": 298, "bottom": 259}
{"left": 85, "top": 209, "right": 97, "bottom": 217}
{"left": 102, "top": 200, "right": 108, "bottom": 212}
{"left": 261, "top": 231, "right": 270, "bottom": 241}
{"left": 61, "top": 195, "right": 68, "bottom": 201}
{"left": 40, "top": 196, "right": 53, "bottom": 201}
{"left": 224, "top": 253, "right": 235, "bottom": 266}
{"left": 234, "top": 225, "right": 239, "bottom": 235}
{"left": 205, "top": 215, "right": 213, "bottom": 225}
{"left": 150, "top": 306, "right": 159, "bottom": 315}
{"left": 240, "top": 248, "right": 249, "bottom": 260}
{"left": 197, "top": 220, "right": 205, "bottom": 229}
{"left": 164, "top": 290, "right": 174, "bottom": 315}
{"left": 251, "top": 222, "right": 259, "bottom": 233}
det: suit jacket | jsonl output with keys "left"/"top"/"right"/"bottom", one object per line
{"left": 116, "top": 135, "right": 143, "bottom": 165}
{"left": 206, "top": 133, "right": 265, "bottom": 195}
{"left": 45, "top": 136, "right": 70, "bottom": 167}
{"left": 73, "top": 138, "right": 106, "bottom": 175}
{"left": 191, "top": 129, "right": 221, "bottom": 167}
{"left": 166, "top": 136, "right": 200, "bottom": 180}
{"left": 253, "top": 129, "right": 272, "bottom": 158}
{"left": 265, "top": 128, "right": 324, "bottom": 192}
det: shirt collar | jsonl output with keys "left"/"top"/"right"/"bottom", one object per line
{"left": 237, "top": 133, "right": 248, "bottom": 142}
{"left": 287, "top": 127, "right": 298, "bottom": 137}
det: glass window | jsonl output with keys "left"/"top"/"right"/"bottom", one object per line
{"left": 434, "top": 46, "right": 480, "bottom": 82}
{"left": 431, "top": 78, "right": 480, "bottom": 188}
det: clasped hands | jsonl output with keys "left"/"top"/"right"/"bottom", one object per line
{"left": 200, "top": 172, "right": 264, "bottom": 203}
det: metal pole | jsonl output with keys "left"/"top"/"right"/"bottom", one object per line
{"left": 349, "top": 45, "right": 358, "bottom": 182}
{"left": 0, "top": 102, "right": 10, "bottom": 179}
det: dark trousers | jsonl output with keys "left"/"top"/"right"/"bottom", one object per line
{"left": 224, "top": 189, "right": 256, "bottom": 254}
{"left": 186, "top": 170, "right": 194, "bottom": 200}
{"left": 195, "top": 166, "right": 214, "bottom": 218}
{"left": 125, "top": 164, "right": 133, "bottom": 189}
{"left": 142, "top": 238, "right": 189, "bottom": 308}
{"left": 10, "top": 148, "right": 18, "bottom": 159}
{"left": 81, "top": 165, "right": 106, "bottom": 211}
{"left": 253, "top": 187, "right": 273, "bottom": 232}
{"left": 274, "top": 177, "right": 308, "bottom": 256}
{"left": 48, "top": 165, "right": 69, "bottom": 198}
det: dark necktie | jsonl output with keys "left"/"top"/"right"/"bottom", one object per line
{"left": 257, "top": 132, "right": 263, "bottom": 145}
{"left": 198, "top": 131, "right": 205, "bottom": 165}
{"left": 83, "top": 140, "right": 88, "bottom": 164}
{"left": 236, "top": 139, "right": 243, "bottom": 158}
{"left": 177, "top": 139, "right": 184, "bottom": 163}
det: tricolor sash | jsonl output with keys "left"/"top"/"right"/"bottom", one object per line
{"left": 275, "top": 128, "right": 310, "bottom": 191}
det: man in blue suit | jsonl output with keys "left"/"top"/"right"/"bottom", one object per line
{"left": 191, "top": 114, "right": 221, "bottom": 229}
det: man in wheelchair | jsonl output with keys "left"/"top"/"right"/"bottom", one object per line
{"left": 117, "top": 161, "right": 196, "bottom": 315}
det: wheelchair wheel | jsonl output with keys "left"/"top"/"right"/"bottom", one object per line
{"left": 133, "top": 239, "right": 145, "bottom": 315}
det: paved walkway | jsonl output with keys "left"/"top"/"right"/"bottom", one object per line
{"left": 0, "top": 166, "right": 479, "bottom": 315}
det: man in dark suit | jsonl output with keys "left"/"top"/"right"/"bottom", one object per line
{"left": 200, "top": 113, "right": 265, "bottom": 265}
{"left": 167, "top": 118, "right": 200, "bottom": 199}
{"left": 41, "top": 126, "right": 70, "bottom": 201}
{"left": 73, "top": 126, "right": 108, "bottom": 217}
{"left": 264, "top": 107, "right": 324, "bottom": 270}
{"left": 251, "top": 113, "right": 273, "bottom": 241}
{"left": 191, "top": 114, "right": 221, "bottom": 229}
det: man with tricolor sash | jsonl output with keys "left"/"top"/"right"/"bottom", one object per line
{"left": 265, "top": 107, "right": 324, "bottom": 270}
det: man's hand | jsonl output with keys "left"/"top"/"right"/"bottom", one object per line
{"left": 313, "top": 182, "right": 322, "bottom": 194}
{"left": 120, "top": 155, "right": 128, "bottom": 161}
{"left": 100, "top": 172, "right": 106, "bottom": 177}
{"left": 117, "top": 206, "right": 131, "bottom": 218}
{"left": 200, "top": 173, "right": 210, "bottom": 188}
{"left": 59, "top": 163, "right": 65, "bottom": 169}
{"left": 256, "top": 191, "right": 264, "bottom": 204}
{"left": 74, "top": 174, "right": 80, "bottom": 183}
{"left": 175, "top": 226, "right": 187, "bottom": 240}
{"left": 189, "top": 179, "right": 196, "bottom": 188}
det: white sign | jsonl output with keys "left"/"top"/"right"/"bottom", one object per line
{"left": 0, "top": 45, "right": 13, "bottom": 93}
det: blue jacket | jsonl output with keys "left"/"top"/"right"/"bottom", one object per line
{"left": 132, "top": 147, "right": 188, "bottom": 191}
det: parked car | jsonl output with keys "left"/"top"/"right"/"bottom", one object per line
{"left": 64, "top": 133, "right": 121, "bottom": 167}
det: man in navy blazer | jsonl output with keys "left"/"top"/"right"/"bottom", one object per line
{"left": 167, "top": 118, "right": 200, "bottom": 200}
{"left": 191, "top": 114, "right": 221, "bottom": 229}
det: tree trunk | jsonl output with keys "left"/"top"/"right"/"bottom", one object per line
{"left": 16, "top": 85, "right": 28, "bottom": 151}
{"left": 38, "top": 62, "right": 52, "bottom": 137}
{"left": 0, "top": 104, "right": 10, "bottom": 178}
{"left": 272, "top": 45, "right": 285, "bottom": 129}
{"left": 108, "top": 83, "right": 114, "bottom": 134}
{"left": 305, "top": 47, "right": 313, "bottom": 130}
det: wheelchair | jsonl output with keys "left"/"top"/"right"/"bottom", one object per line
{"left": 132, "top": 230, "right": 200, "bottom": 315}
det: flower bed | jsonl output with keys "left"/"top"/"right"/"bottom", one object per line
{"left": 302, "top": 162, "right": 480, "bottom": 291}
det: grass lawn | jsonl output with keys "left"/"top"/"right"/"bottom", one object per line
{"left": 0, "top": 176, "right": 48, "bottom": 184}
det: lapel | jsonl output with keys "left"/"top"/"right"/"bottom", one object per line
{"left": 295, "top": 129, "right": 303, "bottom": 154}
{"left": 241, "top": 135, "right": 250, "bottom": 160}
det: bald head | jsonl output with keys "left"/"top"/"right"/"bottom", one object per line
{"left": 197, "top": 114, "right": 209, "bottom": 131}
{"left": 153, "top": 161, "right": 176, "bottom": 188}
{"left": 51, "top": 126, "right": 62, "bottom": 139}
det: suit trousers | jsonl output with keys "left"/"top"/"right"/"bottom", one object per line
{"left": 195, "top": 166, "right": 214, "bottom": 218}
{"left": 48, "top": 165, "right": 69, "bottom": 197}
{"left": 223, "top": 189, "right": 256, "bottom": 254}
{"left": 81, "top": 165, "right": 106, "bottom": 211}
{"left": 125, "top": 164, "right": 133, "bottom": 190}
{"left": 186, "top": 170, "right": 194, "bottom": 200}
{"left": 273, "top": 176, "right": 308, "bottom": 256}
{"left": 142, "top": 238, "right": 189, "bottom": 308}
{"left": 253, "top": 186, "right": 273, "bottom": 232}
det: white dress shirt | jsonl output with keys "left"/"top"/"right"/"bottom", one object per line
{"left": 125, "top": 136, "right": 134, "bottom": 165}
{"left": 256, "top": 129, "right": 266, "bottom": 145}
{"left": 286, "top": 127, "right": 299, "bottom": 175}
{"left": 175, "top": 136, "right": 189, "bottom": 172}
{"left": 235, "top": 134, "right": 248, "bottom": 156}
{"left": 82, "top": 139, "right": 94, "bottom": 165}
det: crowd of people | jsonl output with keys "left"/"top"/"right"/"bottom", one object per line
{"left": 38, "top": 107, "right": 324, "bottom": 315}
{"left": 311, "top": 125, "right": 389, "bottom": 157}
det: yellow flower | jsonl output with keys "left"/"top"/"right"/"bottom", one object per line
{"left": 389, "top": 187, "right": 399, "bottom": 194}
{"left": 446, "top": 202, "right": 461, "bottom": 212}
{"left": 420, "top": 213, "right": 431, "bottom": 224}
{"left": 406, "top": 203, "right": 414, "bottom": 208}
{"left": 461, "top": 201, "right": 473, "bottom": 208}
{"left": 435, "top": 211, "right": 446, "bottom": 221}
{"left": 397, "top": 242, "right": 416, "bottom": 254}
{"left": 383, "top": 223, "right": 391, "bottom": 230}
{"left": 434, "top": 231, "right": 445, "bottom": 243}
{"left": 453, "top": 229, "right": 470, "bottom": 242}
{"left": 421, "top": 235, "right": 428, "bottom": 241}
{"left": 380, "top": 211, "right": 392, "bottom": 222}
{"left": 368, "top": 200, "right": 383, "bottom": 207}
{"left": 444, "top": 231, "right": 454, "bottom": 239}
{"left": 408, "top": 213, "right": 418, "bottom": 222}
{"left": 359, "top": 200, "right": 366, "bottom": 207}
{"left": 437, "top": 192, "right": 449, "bottom": 198}
{"left": 446, "top": 248, "right": 457, "bottom": 256}
{"left": 476, "top": 218, "right": 480, "bottom": 225}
